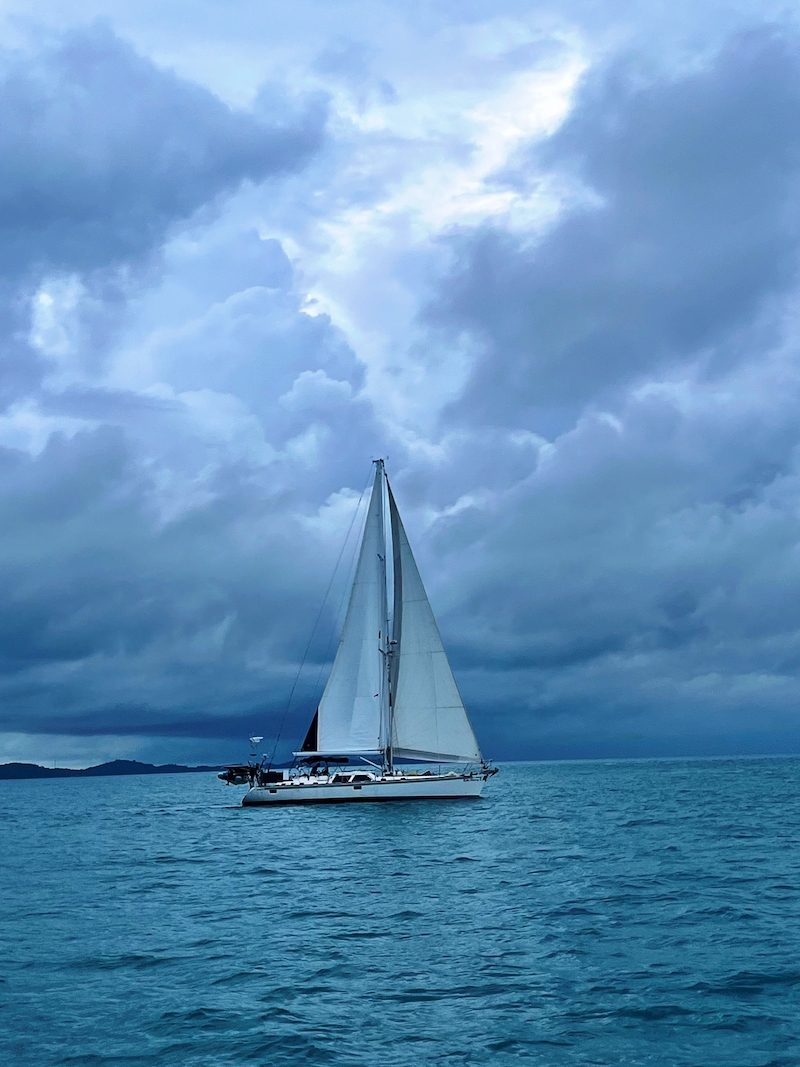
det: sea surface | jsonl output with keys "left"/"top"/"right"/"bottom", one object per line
{"left": 1, "top": 758, "right": 800, "bottom": 1066}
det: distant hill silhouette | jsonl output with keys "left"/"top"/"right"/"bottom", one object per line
{"left": 0, "top": 759, "right": 220, "bottom": 780}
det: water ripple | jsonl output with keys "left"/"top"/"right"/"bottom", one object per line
{"left": 2, "top": 759, "right": 800, "bottom": 1065}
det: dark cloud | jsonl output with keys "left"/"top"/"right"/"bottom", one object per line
{"left": 0, "top": 22, "right": 327, "bottom": 411}
{"left": 0, "top": 25, "right": 386, "bottom": 759}
{"left": 422, "top": 367, "right": 800, "bottom": 756}
{"left": 0, "top": 421, "right": 375, "bottom": 745}
{"left": 347, "top": 26, "right": 800, "bottom": 759}
{"left": 0, "top": 22, "right": 325, "bottom": 278}
{"left": 8, "top": 16, "right": 800, "bottom": 767}
{"left": 435, "top": 27, "right": 800, "bottom": 432}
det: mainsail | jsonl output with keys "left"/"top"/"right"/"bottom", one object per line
{"left": 313, "top": 463, "right": 388, "bottom": 755}
{"left": 305, "top": 461, "right": 481, "bottom": 765}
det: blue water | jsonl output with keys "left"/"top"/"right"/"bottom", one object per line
{"left": 2, "top": 759, "right": 800, "bottom": 1066}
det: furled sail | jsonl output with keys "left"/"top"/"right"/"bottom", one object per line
{"left": 313, "top": 465, "right": 387, "bottom": 754}
{"left": 388, "top": 488, "right": 482, "bottom": 763}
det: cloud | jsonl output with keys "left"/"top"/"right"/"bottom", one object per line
{"left": 435, "top": 27, "right": 800, "bottom": 432}
{"left": 0, "top": 419, "right": 380, "bottom": 748}
{"left": 0, "top": 20, "right": 327, "bottom": 412}
{"left": 0, "top": 21, "right": 325, "bottom": 279}
{"left": 359, "top": 25, "right": 800, "bottom": 758}
{"left": 0, "top": 25, "right": 385, "bottom": 762}
{"left": 419, "top": 363, "right": 800, "bottom": 755}
{"left": 6, "top": 12, "right": 800, "bottom": 767}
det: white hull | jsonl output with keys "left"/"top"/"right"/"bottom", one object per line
{"left": 242, "top": 773, "right": 484, "bottom": 805}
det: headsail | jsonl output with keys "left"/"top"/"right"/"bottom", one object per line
{"left": 312, "top": 463, "right": 388, "bottom": 755}
{"left": 388, "top": 487, "right": 482, "bottom": 763}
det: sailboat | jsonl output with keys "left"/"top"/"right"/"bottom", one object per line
{"left": 239, "top": 460, "right": 496, "bottom": 804}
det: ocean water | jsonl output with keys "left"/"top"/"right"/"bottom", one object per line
{"left": 1, "top": 759, "right": 800, "bottom": 1066}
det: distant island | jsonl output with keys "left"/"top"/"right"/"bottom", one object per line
{"left": 0, "top": 759, "right": 220, "bottom": 780}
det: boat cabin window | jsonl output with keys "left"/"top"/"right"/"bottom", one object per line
{"left": 332, "top": 774, "right": 350, "bottom": 783}
{"left": 351, "top": 774, "right": 371, "bottom": 783}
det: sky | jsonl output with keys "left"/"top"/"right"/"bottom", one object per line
{"left": 1, "top": 0, "right": 800, "bottom": 766}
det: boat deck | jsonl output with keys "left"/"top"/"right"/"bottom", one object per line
{"left": 241, "top": 771, "right": 484, "bottom": 804}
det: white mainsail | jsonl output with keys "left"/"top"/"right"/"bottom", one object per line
{"left": 314, "top": 464, "right": 388, "bottom": 754}
{"left": 388, "top": 487, "right": 482, "bottom": 764}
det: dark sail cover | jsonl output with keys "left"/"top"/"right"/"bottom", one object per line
{"left": 301, "top": 709, "right": 319, "bottom": 752}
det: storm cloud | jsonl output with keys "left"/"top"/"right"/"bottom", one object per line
{"left": 0, "top": 7, "right": 799, "bottom": 766}
{"left": 437, "top": 28, "right": 800, "bottom": 429}
{"left": 412, "top": 25, "right": 800, "bottom": 756}
{"left": 0, "top": 22, "right": 325, "bottom": 277}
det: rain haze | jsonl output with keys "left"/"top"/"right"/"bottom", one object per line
{"left": 0, "top": 0, "right": 799, "bottom": 767}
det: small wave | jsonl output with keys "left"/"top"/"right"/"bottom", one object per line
{"left": 692, "top": 971, "right": 800, "bottom": 995}
{"left": 288, "top": 910, "right": 359, "bottom": 920}
{"left": 65, "top": 953, "right": 174, "bottom": 971}
{"left": 487, "top": 1037, "right": 573, "bottom": 1051}
{"left": 615, "top": 1004, "right": 694, "bottom": 1021}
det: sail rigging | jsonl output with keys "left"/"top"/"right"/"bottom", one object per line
{"left": 302, "top": 460, "right": 481, "bottom": 765}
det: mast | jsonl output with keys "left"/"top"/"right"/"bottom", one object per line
{"left": 374, "top": 459, "right": 392, "bottom": 772}
{"left": 387, "top": 477, "right": 403, "bottom": 774}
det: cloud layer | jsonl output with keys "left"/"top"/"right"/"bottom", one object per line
{"left": 1, "top": 12, "right": 800, "bottom": 765}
